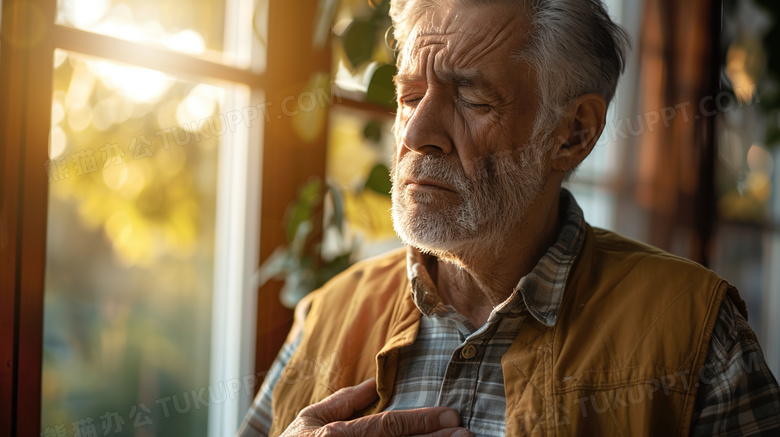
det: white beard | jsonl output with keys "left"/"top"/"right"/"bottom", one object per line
{"left": 391, "top": 137, "right": 551, "bottom": 261}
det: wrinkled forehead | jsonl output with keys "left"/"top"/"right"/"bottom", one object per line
{"left": 398, "top": 3, "right": 531, "bottom": 71}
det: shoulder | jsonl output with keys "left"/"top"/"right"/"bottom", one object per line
{"left": 584, "top": 226, "right": 724, "bottom": 291}
{"left": 556, "top": 225, "right": 738, "bottom": 376}
{"left": 577, "top": 226, "right": 732, "bottom": 313}
{"left": 305, "top": 247, "right": 409, "bottom": 315}
{"left": 338, "top": 247, "right": 408, "bottom": 280}
{"left": 317, "top": 247, "right": 407, "bottom": 293}
{"left": 591, "top": 227, "right": 714, "bottom": 272}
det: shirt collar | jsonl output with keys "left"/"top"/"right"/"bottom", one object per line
{"left": 406, "top": 188, "right": 587, "bottom": 327}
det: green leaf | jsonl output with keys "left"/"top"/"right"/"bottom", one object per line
{"left": 370, "top": 0, "right": 391, "bottom": 21}
{"left": 364, "top": 163, "right": 392, "bottom": 196}
{"left": 285, "top": 203, "right": 309, "bottom": 244}
{"left": 299, "top": 179, "right": 323, "bottom": 204}
{"left": 254, "top": 247, "right": 291, "bottom": 286}
{"left": 366, "top": 63, "right": 397, "bottom": 108}
{"left": 279, "top": 270, "right": 316, "bottom": 309}
{"left": 766, "top": 125, "right": 780, "bottom": 147}
{"left": 290, "top": 221, "right": 313, "bottom": 258}
{"left": 363, "top": 119, "right": 383, "bottom": 143}
{"left": 342, "top": 19, "right": 376, "bottom": 69}
{"left": 285, "top": 179, "right": 322, "bottom": 243}
{"left": 327, "top": 182, "right": 346, "bottom": 233}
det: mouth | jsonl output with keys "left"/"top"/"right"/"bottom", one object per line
{"left": 404, "top": 178, "right": 457, "bottom": 193}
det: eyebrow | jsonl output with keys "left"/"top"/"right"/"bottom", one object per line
{"left": 394, "top": 70, "right": 490, "bottom": 89}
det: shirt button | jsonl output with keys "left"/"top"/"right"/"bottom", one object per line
{"left": 461, "top": 344, "right": 477, "bottom": 359}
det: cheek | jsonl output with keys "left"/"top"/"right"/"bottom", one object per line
{"left": 393, "top": 111, "right": 410, "bottom": 163}
{"left": 452, "top": 113, "right": 518, "bottom": 164}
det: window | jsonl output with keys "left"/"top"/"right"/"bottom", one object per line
{"left": 563, "top": 0, "right": 644, "bottom": 233}
{"left": 0, "top": 0, "right": 333, "bottom": 435}
{"left": 43, "top": 0, "right": 266, "bottom": 434}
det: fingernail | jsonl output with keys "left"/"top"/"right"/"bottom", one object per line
{"left": 452, "top": 430, "right": 473, "bottom": 437}
{"left": 439, "top": 410, "right": 459, "bottom": 428}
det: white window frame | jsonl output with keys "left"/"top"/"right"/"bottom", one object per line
{"left": 207, "top": 0, "right": 267, "bottom": 433}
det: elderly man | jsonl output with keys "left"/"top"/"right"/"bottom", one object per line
{"left": 239, "top": 0, "right": 780, "bottom": 435}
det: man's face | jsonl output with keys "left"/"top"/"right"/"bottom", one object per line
{"left": 391, "top": 3, "right": 553, "bottom": 258}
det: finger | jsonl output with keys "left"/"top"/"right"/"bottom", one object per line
{"left": 354, "top": 407, "right": 464, "bottom": 436}
{"left": 409, "top": 427, "right": 475, "bottom": 437}
{"left": 302, "top": 378, "right": 378, "bottom": 423}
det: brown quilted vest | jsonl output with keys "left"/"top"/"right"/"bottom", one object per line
{"left": 268, "top": 224, "right": 744, "bottom": 436}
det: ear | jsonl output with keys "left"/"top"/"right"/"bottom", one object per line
{"left": 550, "top": 93, "right": 607, "bottom": 173}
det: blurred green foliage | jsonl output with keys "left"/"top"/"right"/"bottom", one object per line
{"left": 338, "top": 0, "right": 398, "bottom": 108}
{"left": 256, "top": 179, "right": 356, "bottom": 308}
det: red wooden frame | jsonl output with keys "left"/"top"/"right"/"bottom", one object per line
{"left": 1, "top": 0, "right": 57, "bottom": 434}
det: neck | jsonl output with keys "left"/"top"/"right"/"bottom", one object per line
{"left": 436, "top": 185, "right": 563, "bottom": 327}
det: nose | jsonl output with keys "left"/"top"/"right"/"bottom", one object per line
{"left": 399, "top": 93, "right": 453, "bottom": 157}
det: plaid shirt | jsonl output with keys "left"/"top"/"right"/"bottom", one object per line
{"left": 237, "top": 190, "right": 780, "bottom": 437}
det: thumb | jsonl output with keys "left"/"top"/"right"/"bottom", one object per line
{"left": 303, "top": 378, "right": 378, "bottom": 424}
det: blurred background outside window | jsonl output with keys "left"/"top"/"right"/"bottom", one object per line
{"left": 34, "top": 0, "right": 266, "bottom": 435}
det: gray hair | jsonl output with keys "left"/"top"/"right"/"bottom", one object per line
{"left": 389, "top": 0, "right": 630, "bottom": 136}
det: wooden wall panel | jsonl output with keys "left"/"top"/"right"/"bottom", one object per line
{"left": 254, "top": 0, "right": 331, "bottom": 379}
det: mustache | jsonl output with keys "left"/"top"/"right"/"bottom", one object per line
{"left": 392, "top": 139, "right": 550, "bottom": 189}
{"left": 392, "top": 154, "right": 471, "bottom": 191}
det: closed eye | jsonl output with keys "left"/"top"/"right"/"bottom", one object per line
{"left": 400, "top": 96, "right": 422, "bottom": 106}
{"left": 457, "top": 96, "right": 490, "bottom": 110}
